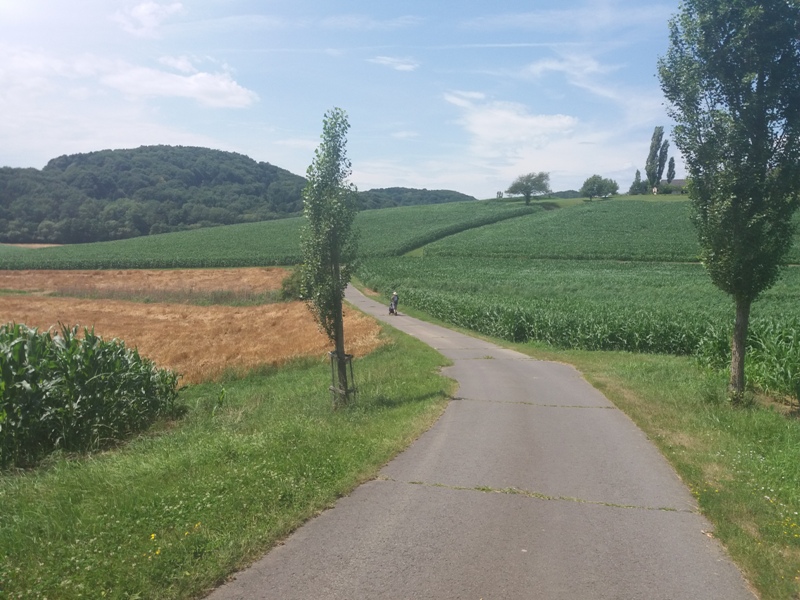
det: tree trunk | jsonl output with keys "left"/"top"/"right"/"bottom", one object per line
{"left": 729, "top": 296, "right": 751, "bottom": 403}
{"left": 332, "top": 262, "right": 350, "bottom": 406}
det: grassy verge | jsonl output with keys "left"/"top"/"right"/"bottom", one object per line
{"left": 0, "top": 328, "right": 453, "bottom": 599}
{"left": 516, "top": 344, "right": 800, "bottom": 599}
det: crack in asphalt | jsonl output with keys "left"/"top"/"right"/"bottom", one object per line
{"left": 376, "top": 476, "right": 697, "bottom": 514}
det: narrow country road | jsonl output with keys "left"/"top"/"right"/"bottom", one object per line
{"left": 206, "top": 286, "right": 754, "bottom": 599}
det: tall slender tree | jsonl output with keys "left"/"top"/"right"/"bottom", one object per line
{"left": 657, "top": 138, "right": 670, "bottom": 184}
{"left": 300, "top": 108, "right": 359, "bottom": 406}
{"left": 659, "top": 0, "right": 800, "bottom": 400}
{"left": 666, "top": 157, "right": 676, "bottom": 184}
{"left": 645, "top": 126, "right": 666, "bottom": 189}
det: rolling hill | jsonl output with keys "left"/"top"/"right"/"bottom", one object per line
{"left": 0, "top": 145, "right": 475, "bottom": 244}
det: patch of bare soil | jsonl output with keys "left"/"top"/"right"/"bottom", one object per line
{"left": 0, "top": 269, "right": 384, "bottom": 384}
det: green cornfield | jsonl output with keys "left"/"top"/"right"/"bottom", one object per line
{"left": 0, "top": 323, "right": 180, "bottom": 469}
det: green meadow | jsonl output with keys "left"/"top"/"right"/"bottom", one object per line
{"left": 2, "top": 195, "right": 800, "bottom": 598}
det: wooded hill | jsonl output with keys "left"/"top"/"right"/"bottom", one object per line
{"left": 0, "top": 145, "right": 475, "bottom": 244}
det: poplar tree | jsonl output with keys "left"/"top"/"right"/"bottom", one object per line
{"left": 300, "top": 108, "right": 359, "bottom": 406}
{"left": 645, "top": 126, "right": 667, "bottom": 189}
{"left": 659, "top": 0, "right": 800, "bottom": 401}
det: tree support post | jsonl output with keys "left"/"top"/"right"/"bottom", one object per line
{"left": 329, "top": 351, "right": 356, "bottom": 408}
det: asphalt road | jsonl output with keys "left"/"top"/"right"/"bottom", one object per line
{"left": 206, "top": 286, "right": 755, "bottom": 599}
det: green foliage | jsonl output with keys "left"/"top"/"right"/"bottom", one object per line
{"left": 659, "top": 0, "right": 800, "bottom": 396}
{"left": 0, "top": 147, "right": 306, "bottom": 244}
{"left": 300, "top": 108, "right": 359, "bottom": 343}
{"left": 659, "top": 0, "right": 800, "bottom": 303}
{"left": 506, "top": 172, "right": 551, "bottom": 205}
{"left": 361, "top": 256, "right": 799, "bottom": 400}
{"left": 1, "top": 147, "right": 480, "bottom": 245}
{"left": 0, "top": 200, "right": 536, "bottom": 270}
{"left": 695, "top": 317, "right": 800, "bottom": 401}
{"left": 358, "top": 187, "right": 475, "bottom": 209}
{"left": 628, "top": 169, "right": 650, "bottom": 195}
{"left": 645, "top": 126, "right": 669, "bottom": 188}
{"left": 423, "top": 200, "right": 700, "bottom": 261}
{"left": 0, "top": 323, "right": 180, "bottom": 469}
{"left": 0, "top": 219, "right": 305, "bottom": 269}
{"left": 279, "top": 267, "right": 303, "bottom": 301}
{"left": 356, "top": 201, "right": 537, "bottom": 257}
{"left": 580, "top": 174, "right": 618, "bottom": 200}
{"left": 667, "top": 157, "right": 676, "bottom": 184}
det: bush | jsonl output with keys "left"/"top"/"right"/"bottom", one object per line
{"left": 0, "top": 323, "right": 181, "bottom": 469}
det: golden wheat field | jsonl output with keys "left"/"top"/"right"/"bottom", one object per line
{"left": 0, "top": 268, "right": 383, "bottom": 383}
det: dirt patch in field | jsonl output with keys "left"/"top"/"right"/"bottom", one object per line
{"left": 0, "top": 269, "right": 384, "bottom": 384}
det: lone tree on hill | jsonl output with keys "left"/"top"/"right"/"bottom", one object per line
{"left": 580, "top": 175, "right": 618, "bottom": 200}
{"left": 300, "top": 107, "right": 360, "bottom": 407}
{"left": 506, "top": 172, "right": 551, "bottom": 205}
{"left": 645, "top": 126, "right": 670, "bottom": 189}
{"left": 659, "top": 0, "right": 800, "bottom": 401}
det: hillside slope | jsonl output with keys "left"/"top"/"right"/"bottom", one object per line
{"left": 0, "top": 146, "right": 475, "bottom": 244}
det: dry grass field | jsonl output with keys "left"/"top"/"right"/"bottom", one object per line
{"left": 0, "top": 268, "right": 383, "bottom": 384}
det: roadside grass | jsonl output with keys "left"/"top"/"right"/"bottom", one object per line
{"left": 0, "top": 328, "right": 453, "bottom": 600}
{"left": 515, "top": 343, "right": 800, "bottom": 600}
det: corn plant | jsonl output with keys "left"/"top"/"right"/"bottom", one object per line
{"left": 0, "top": 323, "right": 180, "bottom": 469}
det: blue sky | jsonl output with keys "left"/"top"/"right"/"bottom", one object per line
{"left": 0, "top": 0, "right": 683, "bottom": 198}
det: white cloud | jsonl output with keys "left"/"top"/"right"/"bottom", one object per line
{"left": 0, "top": 44, "right": 257, "bottom": 109}
{"left": 102, "top": 66, "right": 258, "bottom": 108}
{"left": 158, "top": 55, "right": 198, "bottom": 74}
{"left": 113, "top": 2, "right": 184, "bottom": 37}
{"left": 524, "top": 54, "right": 614, "bottom": 80}
{"left": 367, "top": 56, "right": 419, "bottom": 72}
{"left": 444, "top": 91, "right": 578, "bottom": 162}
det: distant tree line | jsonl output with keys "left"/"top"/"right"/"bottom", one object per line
{"left": 0, "top": 146, "right": 476, "bottom": 244}
{"left": 359, "top": 187, "right": 475, "bottom": 209}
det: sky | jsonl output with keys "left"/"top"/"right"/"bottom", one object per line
{"left": 0, "top": 0, "right": 685, "bottom": 198}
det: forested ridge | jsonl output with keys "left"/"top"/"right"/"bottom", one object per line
{"left": 0, "top": 145, "right": 475, "bottom": 244}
